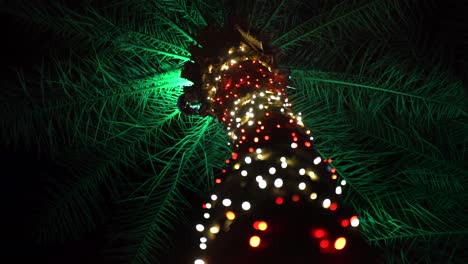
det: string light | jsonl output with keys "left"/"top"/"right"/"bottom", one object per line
{"left": 274, "top": 178, "right": 283, "bottom": 188}
{"left": 335, "top": 186, "right": 342, "bottom": 195}
{"left": 249, "top": 236, "right": 261, "bottom": 248}
{"left": 334, "top": 237, "right": 347, "bottom": 250}
{"left": 242, "top": 201, "right": 251, "bottom": 210}
{"left": 222, "top": 199, "right": 232, "bottom": 207}
{"left": 350, "top": 216, "right": 360, "bottom": 227}
{"left": 196, "top": 224, "right": 204, "bottom": 232}
{"left": 191, "top": 41, "right": 361, "bottom": 261}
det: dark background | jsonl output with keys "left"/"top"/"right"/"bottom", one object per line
{"left": 1, "top": 0, "right": 467, "bottom": 263}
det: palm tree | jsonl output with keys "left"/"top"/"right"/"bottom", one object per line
{"left": 1, "top": 0, "right": 466, "bottom": 263}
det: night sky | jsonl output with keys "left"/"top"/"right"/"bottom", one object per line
{"left": 1, "top": 1, "right": 467, "bottom": 263}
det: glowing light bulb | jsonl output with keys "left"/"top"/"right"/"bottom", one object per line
{"left": 312, "top": 228, "right": 326, "bottom": 238}
{"left": 310, "top": 193, "right": 317, "bottom": 200}
{"left": 249, "top": 236, "right": 261, "bottom": 248}
{"left": 335, "top": 186, "right": 342, "bottom": 195}
{"left": 194, "top": 259, "right": 205, "bottom": 264}
{"left": 334, "top": 237, "right": 347, "bottom": 250}
{"left": 298, "top": 182, "right": 306, "bottom": 190}
{"left": 210, "top": 226, "right": 220, "bottom": 234}
{"left": 322, "top": 199, "right": 331, "bottom": 208}
{"left": 256, "top": 175, "right": 263, "bottom": 182}
{"left": 280, "top": 157, "right": 286, "bottom": 162}
{"left": 259, "top": 180, "right": 267, "bottom": 189}
{"left": 245, "top": 156, "right": 252, "bottom": 164}
{"left": 200, "top": 237, "right": 207, "bottom": 243}
{"left": 196, "top": 224, "right": 204, "bottom": 232}
{"left": 350, "top": 216, "right": 360, "bottom": 227}
{"left": 242, "top": 201, "right": 251, "bottom": 210}
{"left": 281, "top": 162, "right": 287, "bottom": 168}
{"left": 299, "top": 168, "right": 306, "bottom": 175}
{"left": 313, "top": 157, "right": 321, "bottom": 165}
{"left": 222, "top": 199, "right": 232, "bottom": 207}
{"left": 274, "top": 178, "right": 283, "bottom": 188}
{"left": 241, "top": 170, "right": 248, "bottom": 177}
{"left": 341, "top": 180, "right": 347, "bottom": 185}
{"left": 204, "top": 213, "right": 210, "bottom": 219}
{"left": 291, "top": 142, "right": 298, "bottom": 149}
{"left": 269, "top": 167, "right": 276, "bottom": 174}
{"left": 211, "top": 194, "right": 217, "bottom": 201}
{"left": 308, "top": 171, "right": 317, "bottom": 180}
{"left": 200, "top": 243, "right": 207, "bottom": 250}
{"left": 226, "top": 211, "right": 236, "bottom": 220}
{"left": 253, "top": 221, "right": 268, "bottom": 231}
{"left": 256, "top": 148, "right": 262, "bottom": 154}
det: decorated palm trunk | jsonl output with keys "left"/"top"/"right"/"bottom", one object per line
{"left": 181, "top": 27, "right": 377, "bottom": 263}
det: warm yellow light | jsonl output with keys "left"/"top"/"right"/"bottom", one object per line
{"left": 334, "top": 237, "right": 347, "bottom": 250}
{"left": 253, "top": 221, "right": 268, "bottom": 231}
{"left": 249, "top": 236, "right": 261, "bottom": 248}
{"left": 226, "top": 211, "right": 236, "bottom": 220}
{"left": 210, "top": 226, "right": 220, "bottom": 234}
{"left": 258, "top": 222, "right": 268, "bottom": 231}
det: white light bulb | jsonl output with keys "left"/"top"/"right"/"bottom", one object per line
{"left": 241, "top": 170, "right": 248, "bottom": 177}
{"left": 256, "top": 175, "right": 263, "bottom": 182}
{"left": 210, "top": 194, "right": 217, "bottom": 201}
{"left": 200, "top": 237, "right": 207, "bottom": 243}
{"left": 205, "top": 203, "right": 212, "bottom": 209}
{"left": 222, "top": 199, "right": 232, "bottom": 207}
{"left": 274, "top": 178, "right": 283, "bottom": 188}
{"left": 194, "top": 259, "right": 205, "bottom": 264}
{"left": 298, "top": 182, "right": 306, "bottom": 190}
{"left": 280, "top": 157, "right": 286, "bottom": 162}
{"left": 269, "top": 167, "right": 276, "bottom": 175}
{"left": 281, "top": 162, "right": 287, "bottom": 168}
{"left": 310, "top": 192, "right": 317, "bottom": 200}
{"left": 204, "top": 213, "right": 210, "bottom": 219}
{"left": 242, "top": 201, "right": 251, "bottom": 210}
{"left": 313, "top": 157, "right": 321, "bottom": 165}
{"left": 351, "top": 217, "right": 360, "bottom": 227}
{"left": 299, "top": 168, "right": 306, "bottom": 175}
{"left": 245, "top": 156, "right": 252, "bottom": 164}
{"left": 322, "top": 199, "right": 331, "bottom": 208}
{"left": 341, "top": 180, "right": 347, "bottom": 185}
{"left": 291, "top": 142, "right": 298, "bottom": 149}
{"left": 256, "top": 148, "right": 262, "bottom": 154}
{"left": 335, "top": 186, "right": 342, "bottom": 195}
{"left": 196, "top": 224, "right": 204, "bottom": 232}
{"left": 259, "top": 180, "right": 267, "bottom": 189}
{"left": 200, "top": 243, "right": 207, "bottom": 250}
